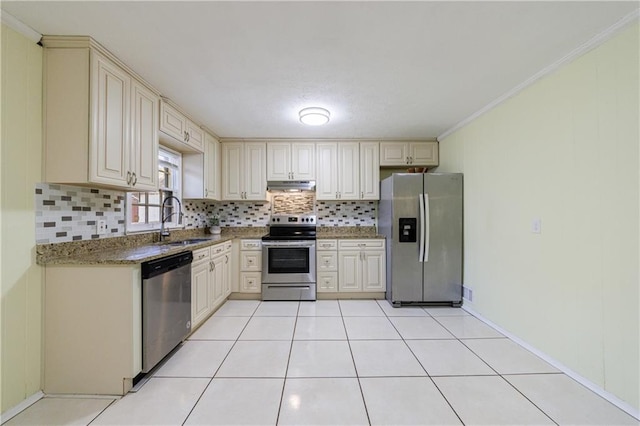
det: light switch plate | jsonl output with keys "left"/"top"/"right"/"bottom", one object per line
{"left": 531, "top": 218, "right": 542, "bottom": 234}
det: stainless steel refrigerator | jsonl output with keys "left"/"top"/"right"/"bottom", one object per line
{"left": 379, "top": 173, "right": 463, "bottom": 306}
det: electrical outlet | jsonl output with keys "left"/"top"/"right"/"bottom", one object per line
{"left": 97, "top": 219, "right": 108, "bottom": 235}
{"left": 531, "top": 218, "right": 542, "bottom": 234}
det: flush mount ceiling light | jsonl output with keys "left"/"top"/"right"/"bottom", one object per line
{"left": 299, "top": 107, "right": 330, "bottom": 126}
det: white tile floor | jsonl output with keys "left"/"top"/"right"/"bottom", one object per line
{"left": 5, "top": 299, "right": 639, "bottom": 426}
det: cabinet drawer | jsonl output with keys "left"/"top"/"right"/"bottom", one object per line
{"left": 240, "top": 272, "right": 261, "bottom": 293}
{"left": 241, "top": 240, "right": 262, "bottom": 250}
{"left": 338, "top": 239, "right": 385, "bottom": 250}
{"left": 317, "top": 252, "right": 337, "bottom": 271}
{"left": 211, "top": 243, "right": 226, "bottom": 256}
{"left": 317, "top": 240, "right": 337, "bottom": 250}
{"left": 192, "top": 247, "right": 210, "bottom": 263}
{"left": 224, "top": 241, "right": 232, "bottom": 251}
{"left": 317, "top": 272, "right": 338, "bottom": 292}
{"left": 240, "top": 252, "right": 262, "bottom": 271}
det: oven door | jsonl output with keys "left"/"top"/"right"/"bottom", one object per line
{"left": 261, "top": 240, "right": 316, "bottom": 284}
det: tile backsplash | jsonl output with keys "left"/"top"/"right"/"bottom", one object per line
{"left": 35, "top": 183, "right": 377, "bottom": 244}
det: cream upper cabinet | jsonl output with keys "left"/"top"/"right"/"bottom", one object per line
{"left": 222, "top": 142, "right": 267, "bottom": 201}
{"left": 316, "top": 142, "right": 379, "bottom": 201}
{"left": 183, "top": 132, "right": 220, "bottom": 200}
{"left": 267, "top": 142, "right": 315, "bottom": 180}
{"left": 42, "top": 37, "right": 159, "bottom": 191}
{"left": 359, "top": 142, "right": 380, "bottom": 200}
{"left": 380, "top": 141, "right": 438, "bottom": 166}
{"left": 159, "top": 100, "right": 204, "bottom": 153}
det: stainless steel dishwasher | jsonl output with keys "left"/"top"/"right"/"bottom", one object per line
{"left": 141, "top": 251, "right": 193, "bottom": 373}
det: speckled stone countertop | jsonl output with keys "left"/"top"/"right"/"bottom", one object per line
{"left": 317, "top": 226, "right": 385, "bottom": 239}
{"left": 37, "top": 227, "right": 268, "bottom": 265}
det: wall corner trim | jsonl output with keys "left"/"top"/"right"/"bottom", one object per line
{"left": 437, "top": 8, "right": 640, "bottom": 142}
{"left": 0, "top": 391, "right": 44, "bottom": 423}
{"left": 462, "top": 306, "right": 640, "bottom": 420}
{"left": 1, "top": 11, "right": 42, "bottom": 43}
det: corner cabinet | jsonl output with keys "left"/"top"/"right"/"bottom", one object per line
{"left": 380, "top": 141, "right": 439, "bottom": 167}
{"left": 222, "top": 141, "right": 267, "bottom": 201}
{"left": 266, "top": 142, "right": 315, "bottom": 181}
{"left": 316, "top": 142, "right": 379, "bottom": 200}
{"left": 42, "top": 36, "right": 159, "bottom": 191}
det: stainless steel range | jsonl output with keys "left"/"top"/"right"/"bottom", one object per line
{"left": 261, "top": 214, "right": 317, "bottom": 301}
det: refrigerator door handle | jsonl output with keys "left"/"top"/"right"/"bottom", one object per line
{"left": 424, "top": 193, "right": 430, "bottom": 262}
{"left": 419, "top": 193, "right": 426, "bottom": 262}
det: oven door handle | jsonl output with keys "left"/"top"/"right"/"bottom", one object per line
{"left": 261, "top": 241, "right": 316, "bottom": 247}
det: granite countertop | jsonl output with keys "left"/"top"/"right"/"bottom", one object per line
{"left": 38, "top": 227, "right": 267, "bottom": 266}
{"left": 317, "top": 226, "right": 385, "bottom": 239}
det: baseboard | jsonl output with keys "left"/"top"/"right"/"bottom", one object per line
{"left": 0, "top": 391, "right": 44, "bottom": 424}
{"left": 462, "top": 305, "right": 640, "bottom": 420}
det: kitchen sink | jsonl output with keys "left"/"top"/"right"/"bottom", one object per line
{"left": 161, "top": 238, "right": 212, "bottom": 246}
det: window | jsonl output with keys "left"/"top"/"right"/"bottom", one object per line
{"left": 126, "top": 147, "right": 182, "bottom": 233}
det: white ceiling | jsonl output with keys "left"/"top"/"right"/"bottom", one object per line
{"left": 2, "top": 1, "right": 637, "bottom": 140}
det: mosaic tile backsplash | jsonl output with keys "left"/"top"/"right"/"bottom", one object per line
{"left": 36, "top": 183, "right": 377, "bottom": 244}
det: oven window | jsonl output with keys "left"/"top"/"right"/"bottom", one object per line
{"left": 268, "top": 247, "right": 309, "bottom": 274}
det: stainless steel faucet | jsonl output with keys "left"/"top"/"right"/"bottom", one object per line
{"left": 159, "top": 195, "right": 183, "bottom": 241}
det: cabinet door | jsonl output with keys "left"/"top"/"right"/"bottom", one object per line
{"left": 317, "top": 251, "right": 337, "bottom": 272}
{"left": 91, "top": 53, "right": 130, "bottom": 187}
{"left": 130, "top": 81, "right": 158, "bottom": 191}
{"left": 380, "top": 142, "right": 409, "bottom": 166}
{"left": 223, "top": 252, "right": 231, "bottom": 297}
{"left": 244, "top": 142, "right": 267, "bottom": 200}
{"left": 205, "top": 134, "right": 221, "bottom": 200}
{"left": 359, "top": 142, "right": 379, "bottom": 200}
{"left": 266, "top": 142, "right": 291, "bottom": 180}
{"left": 292, "top": 143, "right": 315, "bottom": 180}
{"left": 315, "top": 143, "right": 338, "bottom": 200}
{"left": 338, "top": 142, "right": 360, "bottom": 200}
{"left": 160, "top": 101, "right": 186, "bottom": 142}
{"left": 338, "top": 251, "right": 361, "bottom": 292}
{"left": 240, "top": 251, "right": 261, "bottom": 271}
{"left": 211, "top": 255, "right": 226, "bottom": 308}
{"left": 362, "top": 250, "right": 386, "bottom": 291}
{"left": 191, "top": 261, "right": 211, "bottom": 328}
{"left": 410, "top": 142, "right": 438, "bottom": 166}
{"left": 185, "top": 120, "right": 205, "bottom": 152}
{"left": 222, "top": 142, "right": 244, "bottom": 200}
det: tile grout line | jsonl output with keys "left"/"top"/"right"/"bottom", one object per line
{"left": 339, "top": 300, "right": 373, "bottom": 426}
{"left": 181, "top": 301, "right": 259, "bottom": 425}
{"left": 275, "top": 301, "right": 301, "bottom": 425}
{"left": 379, "top": 300, "right": 466, "bottom": 426}
{"left": 86, "top": 398, "right": 118, "bottom": 425}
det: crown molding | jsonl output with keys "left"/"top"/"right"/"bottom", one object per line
{"left": 1, "top": 11, "right": 41, "bottom": 43}
{"left": 438, "top": 8, "right": 640, "bottom": 142}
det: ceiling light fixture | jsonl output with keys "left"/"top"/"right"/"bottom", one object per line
{"left": 299, "top": 107, "right": 330, "bottom": 126}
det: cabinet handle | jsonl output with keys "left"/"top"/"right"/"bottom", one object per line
{"left": 126, "top": 171, "right": 132, "bottom": 185}
{"left": 183, "top": 131, "right": 188, "bottom": 142}
{"left": 361, "top": 191, "right": 364, "bottom": 199}
{"left": 132, "top": 173, "right": 137, "bottom": 186}
{"left": 410, "top": 156, "right": 413, "bottom": 164}
{"left": 225, "top": 255, "right": 229, "bottom": 264}
{"left": 187, "top": 132, "right": 190, "bottom": 142}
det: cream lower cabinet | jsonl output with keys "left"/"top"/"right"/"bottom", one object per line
{"left": 42, "top": 36, "right": 158, "bottom": 191}
{"left": 337, "top": 239, "right": 386, "bottom": 292}
{"left": 44, "top": 264, "right": 142, "bottom": 395}
{"left": 317, "top": 239, "right": 338, "bottom": 292}
{"left": 191, "top": 241, "right": 232, "bottom": 329}
{"left": 239, "top": 239, "right": 262, "bottom": 293}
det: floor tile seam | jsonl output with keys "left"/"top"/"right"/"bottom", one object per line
{"left": 86, "top": 397, "right": 118, "bottom": 425}
{"left": 275, "top": 303, "right": 301, "bottom": 425}
{"left": 386, "top": 318, "right": 431, "bottom": 378}
{"left": 450, "top": 328, "right": 502, "bottom": 376}
{"left": 338, "top": 305, "right": 373, "bottom": 426}
{"left": 427, "top": 375, "right": 465, "bottom": 425}
{"left": 499, "top": 373, "right": 560, "bottom": 425}
{"left": 181, "top": 316, "right": 250, "bottom": 426}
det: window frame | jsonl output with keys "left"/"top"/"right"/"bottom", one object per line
{"left": 125, "top": 146, "right": 183, "bottom": 234}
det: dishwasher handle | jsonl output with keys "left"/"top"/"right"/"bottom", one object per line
{"left": 142, "top": 251, "right": 193, "bottom": 279}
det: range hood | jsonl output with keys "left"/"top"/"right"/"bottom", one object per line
{"left": 267, "top": 180, "right": 316, "bottom": 192}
